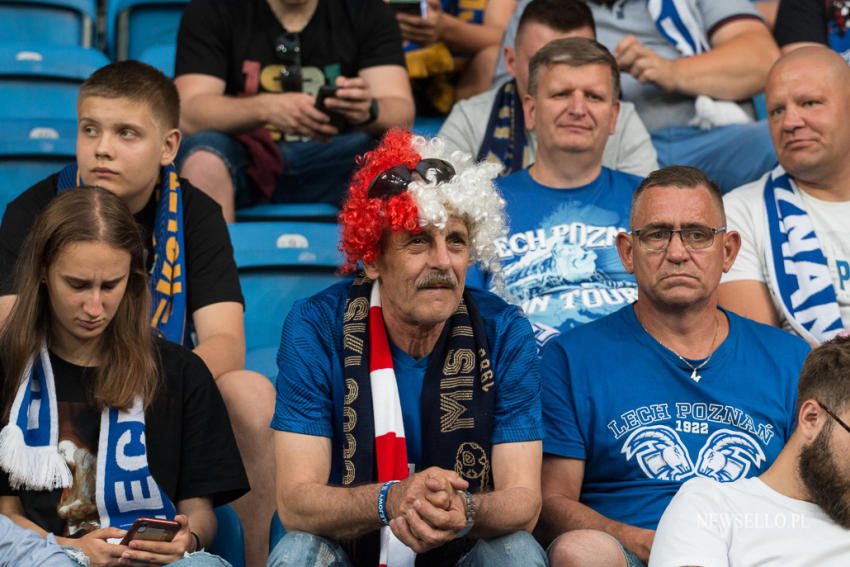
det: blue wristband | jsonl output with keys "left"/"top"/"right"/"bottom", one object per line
{"left": 377, "top": 480, "right": 398, "bottom": 525}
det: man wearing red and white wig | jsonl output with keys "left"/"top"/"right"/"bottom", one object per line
{"left": 268, "top": 129, "right": 546, "bottom": 567}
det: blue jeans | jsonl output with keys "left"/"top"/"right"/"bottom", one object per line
{"left": 650, "top": 122, "right": 777, "bottom": 193}
{"left": 267, "top": 531, "right": 548, "bottom": 567}
{"left": 64, "top": 547, "right": 232, "bottom": 567}
{"left": 176, "top": 130, "right": 376, "bottom": 207}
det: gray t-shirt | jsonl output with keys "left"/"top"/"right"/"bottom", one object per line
{"left": 493, "top": 0, "right": 761, "bottom": 130}
{"left": 438, "top": 81, "right": 658, "bottom": 176}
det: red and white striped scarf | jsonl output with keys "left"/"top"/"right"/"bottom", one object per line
{"left": 369, "top": 282, "right": 416, "bottom": 567}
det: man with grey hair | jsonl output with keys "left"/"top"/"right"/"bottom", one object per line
{"left": 268, "top": 130, "right": 546, "bottom": 566}
{"left": 468, "top": 36, "right": 643, "bottom": 348}
{"left": 537, "top": 165, "right": 809, "bottom": 567}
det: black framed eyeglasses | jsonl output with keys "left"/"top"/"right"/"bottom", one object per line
{"left": 366, "top": 159, "right": 456, "bottom": 199}
{"left": 817, "top": 400, "right": 850, "bottom": 435}
{"left": 631, "top": 226, "right": 726, "bottom": 251}
{"left": 275, "top": 32, "right": 302, "bottom": 92}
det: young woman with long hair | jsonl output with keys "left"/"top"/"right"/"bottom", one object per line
{"left": 0, "top": 187, "right": 248, "bottom": 566}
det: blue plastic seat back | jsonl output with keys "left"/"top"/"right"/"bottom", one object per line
{"left": 0, "top": 122, "right": 75, "bottom": 215}
{"left": 228, "top": 222, "right": 348, "bottom": 380}
{"left": 138, "top": 43, "right": 175, "bottom": 77}
{"left": 0, "top": 0, "right": 97, "bottom": 47}
{"left": 106, "top": 0, "right": 189, "bottom": 60}
{"left": 210, "top": 504, "right": 245, "bottom": 567}
{"left": 268, "top": 511, "right": 286, "bottom": 553}
{"left": 0, "top": 45, "right": 111, "bottom": 120}
{"left": 235, "top": 203, "right": 340, "bottom": 223}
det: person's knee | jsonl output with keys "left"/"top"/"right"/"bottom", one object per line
{"left": 548, "top": 529, "right": 628, "bottom": 567}
{"left": 169, "top": 550, "right": 232, "bottom": 566}
{"left": 463, "top": 531, "right": 547, "bottom": 567}
{"left": 267, "top": 531, "right": 349, "bottom": 567}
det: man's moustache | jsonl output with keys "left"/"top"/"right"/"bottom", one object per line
{"left": 417, "top": 272, "right": 457, "bottom": 289}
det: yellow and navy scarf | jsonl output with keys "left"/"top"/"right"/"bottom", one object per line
{"left": 57, "top": 163, "right": 188, "bottom": 345}
{"left": 478, "top": 79, "right": 529, "bottom": 178}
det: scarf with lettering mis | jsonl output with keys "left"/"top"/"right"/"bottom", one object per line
{"left": 57, "top": 163, "right": 188, "bottom": 345}
{"left": 341, "top": 278, "right": 495, "bottom": 567}
{"left": 478, "top": 79, "right": 529, "bottom": 178}
{"left": 763, "top": 164, "right": 844, "bottom": 344}
{"left": 0, "top": 345, "right": 176, "bottom": 531}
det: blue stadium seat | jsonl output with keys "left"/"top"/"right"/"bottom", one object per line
{"left": 412, "top": 116, "right": 444, "bottom": 138}
{"left": 138, "top": 43, "right": 175, "bottom": 77}
{"left": 0, "top": 119, "right": 75, "bottom": 215}
{"left": 0, "top": 0, "right": 97, "bottom": 47}
{"left": 210, "top": 504, "right": 245, "bottom": 567}
{"left": 228, "top": 221, "right": 348, "bottom": 380}
{"left": 0, "top": 44, "right": 110, "bottom": 121}
{"left": 235, "top": 203, "right": 340, "bottom": 223}
{"left": 268, "top": 511, "right": 286, "bottom": 553}
{"left": 106, "top": 0, "right": 188, "bottom": 60}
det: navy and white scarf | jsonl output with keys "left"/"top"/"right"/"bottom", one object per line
{"left": 763, "top": 165, "right": 844, "bottom": 344}
{"left": 57, "top": 163, "right": 188, "bottom": 345}
{"left": 0, "top": 345, "right": 176, "bottom": 530}
{"left": 647, "top": 0, "right": 709, "bottom": 57}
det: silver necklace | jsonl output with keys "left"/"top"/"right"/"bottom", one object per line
{"left": 669, "top": 314, "right": 719, "bottom": 383}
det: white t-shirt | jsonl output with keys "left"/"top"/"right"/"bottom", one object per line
{"left": 722, "top": 173, "right": 850, "bottom": 333}
{"left": 650, "top": 476, "right": 850, "bottom": 567}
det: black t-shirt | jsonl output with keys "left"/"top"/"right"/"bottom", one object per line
{"left": 773, "top": 0, "right": 829, "bottom": 46}
{"left": 0, "top": 339, "right": 249, "bottom": 536}
{"left": 175, "top": 0, "right": 405, "bottom": 98}
{"left": 0, "top": 174, "right": 244, "bottom": 316}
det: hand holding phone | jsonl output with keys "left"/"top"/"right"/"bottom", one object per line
{"left": 315, "top": 85, "right": 347, "bottom": 132}
{"left": 120, "top": 517, "right": 181, "bottom": 546}
{"left": 389, "top": 0, "right": 425, "bottom": 16}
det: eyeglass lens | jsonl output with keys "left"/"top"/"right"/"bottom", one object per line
{"left": 636, "top": 228, "right": 722, "bottom": 251}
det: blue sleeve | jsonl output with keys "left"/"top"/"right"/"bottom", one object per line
{"left": 540, "top": 339, "right": 587, "bottom": 459}
{"left": 0, "top": 515, "right": 73, "bottom": 566}
{"left": 271, "top": 296, "right": 336, "bottom": 438}
{"left": 491, "top": 311, "right": 544, "bottom": 445}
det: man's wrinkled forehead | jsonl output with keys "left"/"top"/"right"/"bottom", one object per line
{"left": 630, "top": 183, "right": 725, "bottom": 228}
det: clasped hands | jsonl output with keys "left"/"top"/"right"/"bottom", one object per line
{"left": 385, "top": 466, "right": 470, "bottom": 553}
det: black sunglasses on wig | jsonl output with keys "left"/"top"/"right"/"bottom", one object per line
{"left": 366, "top": 158, "right": 456, "bottom": 199}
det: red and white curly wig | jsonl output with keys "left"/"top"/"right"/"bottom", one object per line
{"left": 339, "top": 129, "right": 507, "bottom": 277}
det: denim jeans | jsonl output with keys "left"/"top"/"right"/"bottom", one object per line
{"left": 176, "top": 130, "right": 376, "bottom": 207}
{"left": 650, "top": 121, "right": 777, "bottom": 193}
{"left": 267, "top": 531, "right": 548, "bottom": 567}
{"left": 64, "top": 547, "right": 232, "bottom": 567}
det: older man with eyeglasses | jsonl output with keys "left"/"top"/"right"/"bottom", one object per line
{"left": 267, "top": 129, "right": 547, "bottom": 567}
{"left": 537, "top": 165, "right": 811, "bottom": 567}
{"left": 651, "top": 334, "right": 850, "bottom": 566}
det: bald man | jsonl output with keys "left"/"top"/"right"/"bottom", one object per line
{"left": 719, "top": 46, "right": 850, "bottom": 345}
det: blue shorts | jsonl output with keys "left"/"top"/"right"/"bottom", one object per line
{"left": 176, "top": 130, "right": 376, "bottom": 208}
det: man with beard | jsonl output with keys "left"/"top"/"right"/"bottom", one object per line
{"left": 650, "top": 335, "right": 850, "bottom": 566}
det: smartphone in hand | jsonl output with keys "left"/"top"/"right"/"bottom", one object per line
{"left": 120, "top": 518, "right": 180, "bottom": 546}
{"left": 389, "top": 0, "right": 426, "bottom": 17}
{"left": 315, "top": 85, "right": 347, "bottom": 132}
